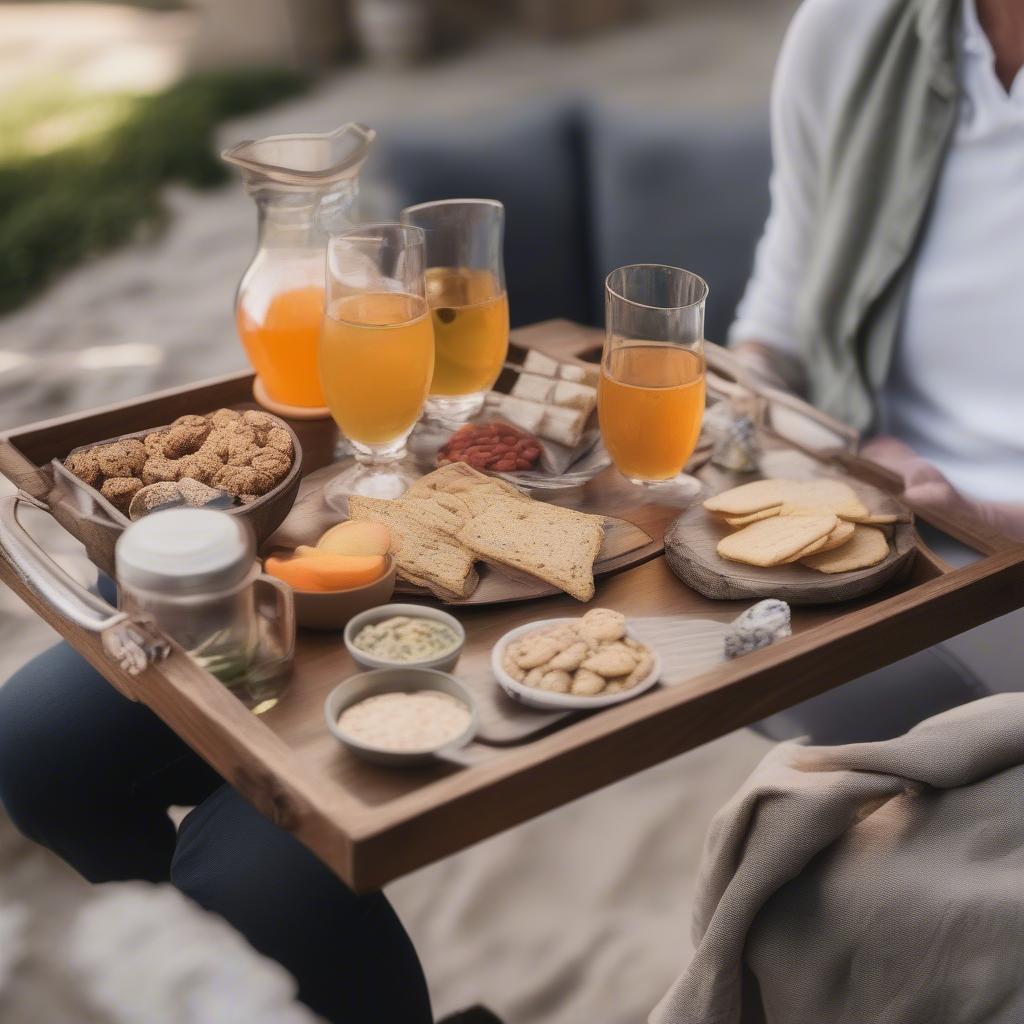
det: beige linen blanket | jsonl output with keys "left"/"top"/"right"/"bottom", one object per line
{"left": 652, "top": 694, "right": 1024, "bottom": 1024}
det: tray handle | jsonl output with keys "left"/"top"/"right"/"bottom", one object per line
{"left": 0, "top": 494, "right": 171, "bottom": 692}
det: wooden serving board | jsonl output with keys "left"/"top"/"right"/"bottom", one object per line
{"left": 268, "top": 461, "right": 661, "bottom": 605}
{"left": 667, "top": 508, "right": 917, "bottom": 604}
{"left": 666, "top": 451, "right": 917, "bottom": 604}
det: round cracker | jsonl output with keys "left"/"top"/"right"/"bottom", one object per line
{"left": 782, "top": 532, "right": 832, "bottom": 562}
{"left": 782, "top": 519, "right": 855, "bottom": 563}
{"left": 839, "top": 511, "right": 907, "bottom": 525}
{"left": 706, "top": 478, "right": 868, "bottom": 520}
{"left": 717, "top": 513, "right": 838, "bottom": 567}
{"left": 723, "top": 507, "right": 782, "bottom": 528}
{"left": 801, "top": 524, "right": 888, "bottom": 574}
{"left": 703, "top": 479, "right": 793, "bottom": 516}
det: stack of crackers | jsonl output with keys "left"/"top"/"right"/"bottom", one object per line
{"left": 704, "top": 478, "right": 904, "bottom": 574}
{"left": 348, "top": 464, "right": 605, "bottom": 602}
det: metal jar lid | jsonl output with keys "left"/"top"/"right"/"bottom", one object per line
{"left": 115, "top": 508, "right": 255, "bottom": 595}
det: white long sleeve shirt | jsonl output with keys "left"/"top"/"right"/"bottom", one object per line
{"left": 730, "top": 0, "right": 1024, "bottom": 502}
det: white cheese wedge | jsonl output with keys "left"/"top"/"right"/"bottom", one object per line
{"left": 523, "top": 350, "right": 561, "bottom": 378}
{"left": 552, "top": 380, "right": 597, "bottom": 414}
{"left": 540, "top": 404, "right": 587, "bottom": 447}
{"left": 510, "top": 372, "right": 556, "bottom": 404}
{"left": 558, "top": 362, "right": 600, "bottom": 388}
{"left": 490, "top": 394, "right": 547, "bottom": 434}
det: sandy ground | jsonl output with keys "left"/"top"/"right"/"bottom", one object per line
{"left": 0, "top": 4, "right": 788, "bottom": 1020}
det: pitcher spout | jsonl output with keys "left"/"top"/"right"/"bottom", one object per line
{"left": 221, "top": 123, "right": 376, "bottom": 191}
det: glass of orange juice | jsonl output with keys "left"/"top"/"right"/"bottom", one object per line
{"left": 400, "top": 199, "right": 509, "bottom": 423}
{"left": 320, "top": 224, "right": 435, "bottom": 506}
{"left": 598, "top": 265, "right": 708, "bottom": 491}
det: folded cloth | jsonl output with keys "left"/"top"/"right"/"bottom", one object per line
{"left": 652, "top": 694, "right": 1024, "bottom": 1024}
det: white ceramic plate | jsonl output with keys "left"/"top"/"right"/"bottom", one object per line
{"left": 491, "top": 617, "right": 662, "bottom": 710}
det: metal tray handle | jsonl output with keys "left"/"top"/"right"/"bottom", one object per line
{"left": 0, "top": 494, "right": 170, "bottom": 680}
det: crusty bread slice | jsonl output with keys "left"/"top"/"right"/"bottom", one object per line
{"left": 458, "top": 498, "right": 605, "bottom": 601}
{"left": 409, "top": 463, "right": 530, "bottom": 517}
{"left": 348, "top": 495, "right": 477, "bottom": 599}
{"left": 400, "top": 565, "right": 480, "bottom": 603}
{"left": 398, "top": 491, "right": 470, "bottom": 537}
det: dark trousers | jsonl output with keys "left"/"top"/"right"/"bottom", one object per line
{"left": 0, "top": 642, "right": 433, "bottom": 1024}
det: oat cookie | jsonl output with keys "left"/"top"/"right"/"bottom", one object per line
{"left": 577, "top": 608, "right": 626, "bottom": 643}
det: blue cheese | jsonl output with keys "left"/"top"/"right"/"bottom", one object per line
{"left": 724, "top": 599, "right": 791, "bottom": 659}
{"left": 353, "top": 616, "right": 460, "bottom": 663}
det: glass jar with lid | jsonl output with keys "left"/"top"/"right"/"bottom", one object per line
{"left": 115, "top": 508, "right": 294, "bottom": 714}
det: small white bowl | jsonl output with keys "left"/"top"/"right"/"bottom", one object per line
{"left": 492, "top": 617, "right": 662, "bottom": 711}
{"left": 324, "top": 668, "right": 477, "bottom": 767}
{"left": 344, "top": 602, "right": 465, "bottom": 672}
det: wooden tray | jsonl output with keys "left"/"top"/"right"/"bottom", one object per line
{"left": 3, "top": 320, "right": 1024, "bottom": 893}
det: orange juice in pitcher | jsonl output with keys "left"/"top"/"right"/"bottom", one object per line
{"left": 222, "top": 124, "right": 376, "bottom": 416}
{"left": 236, "top": 285, "right": 326, "bottom": 409}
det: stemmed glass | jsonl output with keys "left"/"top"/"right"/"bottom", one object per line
{"left": 400, "top": 199, "right": 509, "bottom": 423}
{"left": 320, "top": 223, "right": 435, "bottom": 507}
{"left": 597, "top": 264, "right": 708, "bottom": 497}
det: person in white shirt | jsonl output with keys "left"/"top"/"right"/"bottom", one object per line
{"left": 735, "top": 0, "right": 1024, "bottom": 743}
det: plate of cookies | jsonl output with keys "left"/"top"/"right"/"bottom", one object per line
{"left": 666, "top": 476, "right": 918, "bottom": 605}
{"left": 492, "top": 608, "right": 661, "bottom": 710}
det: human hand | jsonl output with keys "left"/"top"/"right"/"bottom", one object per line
{"left": 860, "top": 437, "right": 1024, "bottom": 544}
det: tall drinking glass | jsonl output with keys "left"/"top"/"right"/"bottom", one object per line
{"left": 400, "top": 199, "right": 509, "bottom": 423}
{"left": 320, "top": 224, "right": 434, "bottom": 507}
{"left": 598, "top": 265, "right": 708, "bottom": 492}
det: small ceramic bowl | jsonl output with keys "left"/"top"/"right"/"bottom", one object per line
{"left": 344, "top": 602, "right": 465, "bottom": 672}
{"left": 324, "top": 668, "right": 477, "bottom": 767}
{"left": 289, "top": 556, "right": 397, "bottom": 631}
{"left": 491, "top": 617, "right": 662, "bottom": 711}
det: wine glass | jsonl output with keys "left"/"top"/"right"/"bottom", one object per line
{"left": 320, "top": 223, "right": 435, "bottom": 507}
{"left": 400, "top": 199, "right": 509, "bottom": 424}
{"left": 597, "top": 264, "right": 708, "bottom": 497}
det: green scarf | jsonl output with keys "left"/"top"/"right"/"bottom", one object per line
{"left": 795, "top": 0, "right": 962, "bottom": 431}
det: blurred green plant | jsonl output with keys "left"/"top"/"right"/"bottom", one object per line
{"left": 0, "top": 69, "right": 308, "bottom": 313}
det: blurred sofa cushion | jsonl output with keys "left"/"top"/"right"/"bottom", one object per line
{"left": 583, "top": 105, "right": 771, "bottom": 343}
{"left": 367, "top": 103, "right": 592, "bottom": 327}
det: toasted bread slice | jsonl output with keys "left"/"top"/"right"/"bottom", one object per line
{"left": 348, "top": 496, "right": 477, "bottom": 599}
{"left": 458, "top": 498, "right": 605, "bottom": 602}
{"left": 409, "top": 463, "right": 530, "bottom": 517}
{"left": 399, "top": 491, "right": 470, "bottom": 537}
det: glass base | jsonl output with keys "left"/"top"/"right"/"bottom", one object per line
{"left": 323, "top": 439, "right": 420, "bottom": 511}
{"left": 620, "top": 472, "right": 702, "bottom": 505}
{"left": 424, "top": 392, "right": 487, "bottom": 426}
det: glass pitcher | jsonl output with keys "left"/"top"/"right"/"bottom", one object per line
{"left": 222, "top": 124, "right": 376, "bottom": 418}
